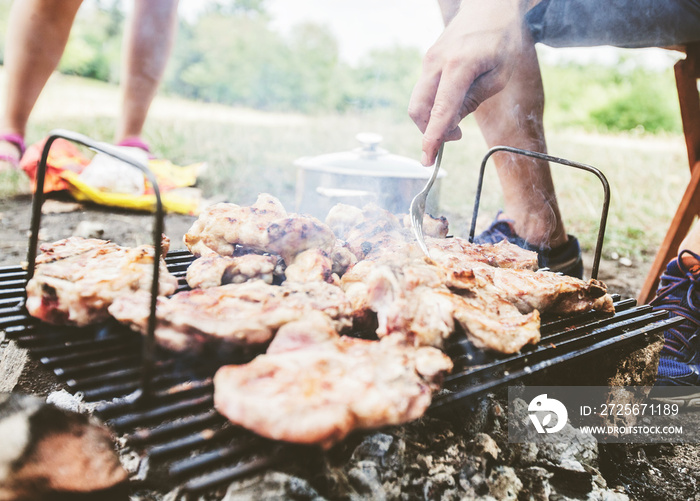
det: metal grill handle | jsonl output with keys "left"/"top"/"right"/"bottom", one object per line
{"left": 25, "top": 129, "right": 164, "bottom": 400}
{"left": 468, "top": 146, "right": 610, "bottom": 280}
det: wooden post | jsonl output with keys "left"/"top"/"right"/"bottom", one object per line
{"left": 639, "top": 43, "right": 700, "bottom": 304}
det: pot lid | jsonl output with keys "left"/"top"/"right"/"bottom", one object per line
{"left": 294, "top": 132, "right": 447, "bottom": 179}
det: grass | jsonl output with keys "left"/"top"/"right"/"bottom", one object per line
{"left": 0, "top": 68, "right": 690, "bottom": 263}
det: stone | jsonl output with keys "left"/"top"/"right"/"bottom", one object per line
{"left": 511, "top": 442, "right": 539, "bottom": 465}
{"left": 518, "top": 466, "right": 553, "bottom": 501}
{"left": 73, "top": 220, "right": 106, "bottom": 239}
{"left": 487, "top": 466, "right": 522, "bottom": 500}
{"left": 468, "top": 433, "right": 500, "bottom": 462}
{"left": 607, "top": 337, "right": 664, "bottom": 386}
{"left": 223, "top": 471, "right": 325, "bottom": 501}
{"left": 348, "top": 461, "right": 386, "bottom": 500}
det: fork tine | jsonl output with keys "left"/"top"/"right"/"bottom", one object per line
{"left": 409, "top": 143, "right": 444, "bottom": 258}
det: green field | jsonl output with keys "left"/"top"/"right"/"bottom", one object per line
{"left": 0, "top": 68, "right": 690, "bottom": 264}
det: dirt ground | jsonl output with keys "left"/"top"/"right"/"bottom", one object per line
{"left": 2, "top": 194, "right": 699, "bottom": 500}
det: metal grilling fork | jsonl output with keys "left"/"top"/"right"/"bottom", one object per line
{"left": 409, "top": 143, "right": 444, "bottom": 258}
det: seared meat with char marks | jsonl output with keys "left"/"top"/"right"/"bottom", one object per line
{"left": 185, "top": 193, "right": 287, "bottom": 257}
{"left": 185, "top": 254, "right": 278, "bottom": 289}
{"left": 341, "top": 255, "right": 541, "bottom": 352}
{"left": 213, "top": 313, "right": 453, "bottom": 449}
{"left": 25, "top": 237, "right": 178, "bottom": 326}
{"left": 401, "top": 213, "right": 449, "bottom": 238}
{"left": 108, "top": 280, "right": 353, "bottom": 352}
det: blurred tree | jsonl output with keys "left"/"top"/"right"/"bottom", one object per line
{"left": 284, "top": 23, "right": 343, "bottom": 111}
{"left": 346, "top": 46, "right": 422, "bottom": 112}
{"left": 0, "top": 0, "right": 14, "bottom": 64}
{"left": 166, "top": 12, "right": 346, "bottom": 112}
{"left": 58, "top": 0, "right": 123, "bottom": 82}
{"left": 198, "top": 0, "right": 268, "bottom": 16}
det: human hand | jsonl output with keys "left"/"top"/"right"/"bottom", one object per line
{"left": 408, "top": 0, "right": 528, "bottom": 165}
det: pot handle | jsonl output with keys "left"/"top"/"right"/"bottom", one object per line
{"left": 316, "top": 187, "right": 377, "bottom": 199}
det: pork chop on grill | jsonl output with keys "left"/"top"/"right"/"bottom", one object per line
{"left": 213, "top": 314, "right": 453, "bottom": 449}
{"left": 25, "top": 237, "right": 178, "bottom": 326}
{"left": 428, "top": 237, "right": 539, "bottom": 271}
{"left": 341, "top": 255, "right": 541, "bottom": 352}
{"left": 184, "top": 194, "right": 337, "bottom": 270}
{"left": 461, "top": 264, "right": 614, "bottom": 315}
{"left": 109, "top": 280, "right": 353, "bottom": 352}
{"left": 326, "top": 202, "right": 538, "bottom": 271}
{"left": 401, "top": 213, "right": 449, "bottom": 238}
{"left": 184, "top": 193, "right": 287, "bottom": 257}
{"left": 266, "top": 214, "right": 336, "bottom": 265}
{"left": 185, "top": 254, "right": 279, "bottom": 289}
{"left": 283, "top": 248, "right": 336, "bottom": 285}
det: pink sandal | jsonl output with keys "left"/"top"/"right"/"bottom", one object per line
{"left": 117, "top": 137, "right": 152, "bottom": 157}
{"left": 0, "top": 132, "right": 26, "bottom": 169}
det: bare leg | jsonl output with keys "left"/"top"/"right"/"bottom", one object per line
{"left": 473, "top": 31, "right": 567, "bottom": 249}
{"left": 678, "top": 223, "right": 700, "bottom": 267}
{"left": 0, "top": 0, "right": 83, "bottom": 164}
{"left": 116, "top": 0, "right": 179, "bottom": 143}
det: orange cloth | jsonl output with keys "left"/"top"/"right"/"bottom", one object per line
{"left": 20, "top": 138, "right": 90, "bottom": 193}
{"left": 19, "top": 136, "right": 204, "bottom": 214}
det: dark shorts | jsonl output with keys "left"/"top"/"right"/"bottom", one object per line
{"left": 526, "top": 0, "right": 700, "bottom": 48}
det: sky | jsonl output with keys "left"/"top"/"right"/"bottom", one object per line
{"left": 178, "top": 0, "right": 680, "bottom": 70}
{"left": 265, "top": 0, "right": 444, "bottom": 65}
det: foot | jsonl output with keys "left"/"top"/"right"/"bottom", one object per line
{"left": 117, "top": 137, "right": 152, "bottom": 157}
{"left": 650, "top": 250, "right": 700, "bottom": 401}
{"left": 0, "top": 132, "right": 26, "bottom": 172}
{"left": 474, "top": 212, "right": 583, "bottom": 279}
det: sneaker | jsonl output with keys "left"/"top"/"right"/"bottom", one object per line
{"left": 474, "top": 212, "right": 583, "bottom": 279}
{"left": 650, "top": 250, "right": 700, "bottom": 394}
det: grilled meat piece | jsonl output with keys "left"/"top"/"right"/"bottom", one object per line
{"left": 213, "top": 318, "right": 453, "bottom": 449}
{"left": 330, "top": 240, "right": 357, "bottom": 276}
{"left": 109, "top": 280, "right": 353, "bottom": 352}
{"left": 428, "top": 237, "right": 539, "bottom": 271}
{"left": 464, "top": 265, "right": 614, "bottom": 315}
{"left": 402, "top": 213, "right": 449, "bottom": 238}
{"left": 341, "top": 256, "right": 541, "bottom": 352}
{"left": 184, "top": 193, "right": 287, "bottom": 257}
{"left": 326, "top": 203, "right": 364, "bottom": 238}
{"left": 266, "top": 214, "right": 336, "bottom": 265}
{"left": 332, "top": 204, "right": 406, "bottom": 261}
{"left": 184, "top": 194, "right": 337, "bottom": 272}
{"left": 284, "top": 248, "right": 337, "bottom": 285}
{"left": 25, "top": 237, "right": 178, "bottom": 326}
{"left": 186, "top": 254, "right": 278, "bottom": 289}
{"left": 327, "top": 203, "right": 537, "bottom": 271}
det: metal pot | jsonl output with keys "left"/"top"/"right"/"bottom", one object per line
{"left": 294, "top": 133, "right": 447, "bottom": 219}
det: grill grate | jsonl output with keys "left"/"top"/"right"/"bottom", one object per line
{"left": 0, "top": 250, "right": 682, "bottom": 494}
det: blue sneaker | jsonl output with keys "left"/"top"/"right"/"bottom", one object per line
{"left": 650, "top": 250, "right": 700, "bottom": 392}
{"left": 474, "top": 212, "right": 583, "bottom": 279}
